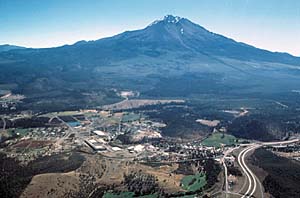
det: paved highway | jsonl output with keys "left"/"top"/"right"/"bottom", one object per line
{"left": 236, "top": 138, "right": 299, "bottom": 198}
{"left": 237, "top": 145, "right": 260, "bottom": 198}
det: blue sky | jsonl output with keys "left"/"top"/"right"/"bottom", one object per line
{"left": 1, "top": 0, "right": 300, "bottom": 56}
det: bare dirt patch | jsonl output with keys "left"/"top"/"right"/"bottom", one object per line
{"left": 196, "top": 119, "right": 220, "bottom": 127}
{"left": 12, "top": 139, "right": 53, "bottom": 149}
{"left": 79, "top": 154, "right": 185, "bottom": 193}
{"left": 21, "top": 172, "right": 79, "bottom": 198}
{"left": 102, "top": 99, "right": 184, "bottom": 110}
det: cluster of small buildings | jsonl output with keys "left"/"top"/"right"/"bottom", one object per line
{"left": 0, "top": 93, "right": 25, "bottom": 111}
{"left": 268, "top": 142, "right": 300, "bottom": 161}
{"left": 137, "top": 140, "right": 224, "bottom": 163}
{"left": 0, "top": 101, "right": 17, "bottom": 110}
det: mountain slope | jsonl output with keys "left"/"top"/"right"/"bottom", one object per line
{"left": 0, "top": 15, "right": 300, "bottom": 112}
{"left": 0, "top": 44, "right": 25, "bottom": 52}
{"left": 2, "top": 15, "right": 298, "bottom": 66}
{"left": 72, "top": 15, "right": 299, "bottom": 65}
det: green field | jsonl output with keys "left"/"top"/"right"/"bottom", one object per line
{"left": 122, "top": 112, "right": 141, "bottom": 122}
{"left": 201, "top": 132, "right": 237, "bottom": 147}
{"left": 7, "top": 128, "right": 30, "bottom": 137}
{"left": 39, "top": 111, "right": 81, "bottom": 117}
{"left": 181, "top": 172, "right": 207, "bottom": 192}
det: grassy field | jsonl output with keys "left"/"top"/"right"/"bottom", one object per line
{"left": 181, "top": 173, "right": 207, "bottom": 192}
{"left": 40, "top": 111, "right": 80, "bottom": 117}
{"left": 7, "top": 128, "right": 30, "bottom": 137}
{"left": 201, "top": 132, "right": 237, "bottom": 147}
{"left": 122, "top": 112, "right": 141, "bottom": 122}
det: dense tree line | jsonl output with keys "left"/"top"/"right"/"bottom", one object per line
{"left": 0, "top": 116, "right": 52, "bottom": 130}
{"left": 202, "top": 158, "right": 221, "bottom": 189}
{"left": 227, "top": 166, "right": 242, "bottom": 176}
{"left": 123, "top": 172, "right": 159, "bottom": 196}
{"left": 251, "top": 148, "right": 300, "bottom": 198}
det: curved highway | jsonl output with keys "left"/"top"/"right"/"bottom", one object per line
{"left": 237, "top": 145, "right": 260, "bottom": 198}
{"left": 237, "top": 138, "right": 299, "bottom": 198}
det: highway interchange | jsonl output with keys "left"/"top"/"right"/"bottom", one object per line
{"left": 222, "top": 138, "right": 299, "bottom": 198}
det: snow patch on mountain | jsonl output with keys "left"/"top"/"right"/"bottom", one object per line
{"left": 148, "top": 15, "right": 182, "bottom": 27}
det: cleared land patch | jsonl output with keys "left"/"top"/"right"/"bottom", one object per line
{"left": 180, "top": 172, "right": 207, "bottom": 192}
{"left": 201, "top": 132, "right": 237, "bottom": 147}
{"left": 196, "top": 119, "right": 220, "bottom": 127}
{"left": 102, "top": 99, "right": 184, "bottom": 110}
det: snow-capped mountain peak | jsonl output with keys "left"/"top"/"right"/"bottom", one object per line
{"left": 163, "top": 15, "right": 181, "bottom": 23}
{"left": 148, "top": 15, "right": 182, "bottom": 26}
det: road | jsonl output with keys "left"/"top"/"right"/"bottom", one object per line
{"left": 236, "top": 138, "right": 299, "bottom": 198}
{"left": 237, "top": 145, "right": 261, "bottom": 198}
{"left": 222, "top": 146, "right": 239, "bottom": 198}
{"left": 53, "top": 116, "right": 77, "bottom": 146}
